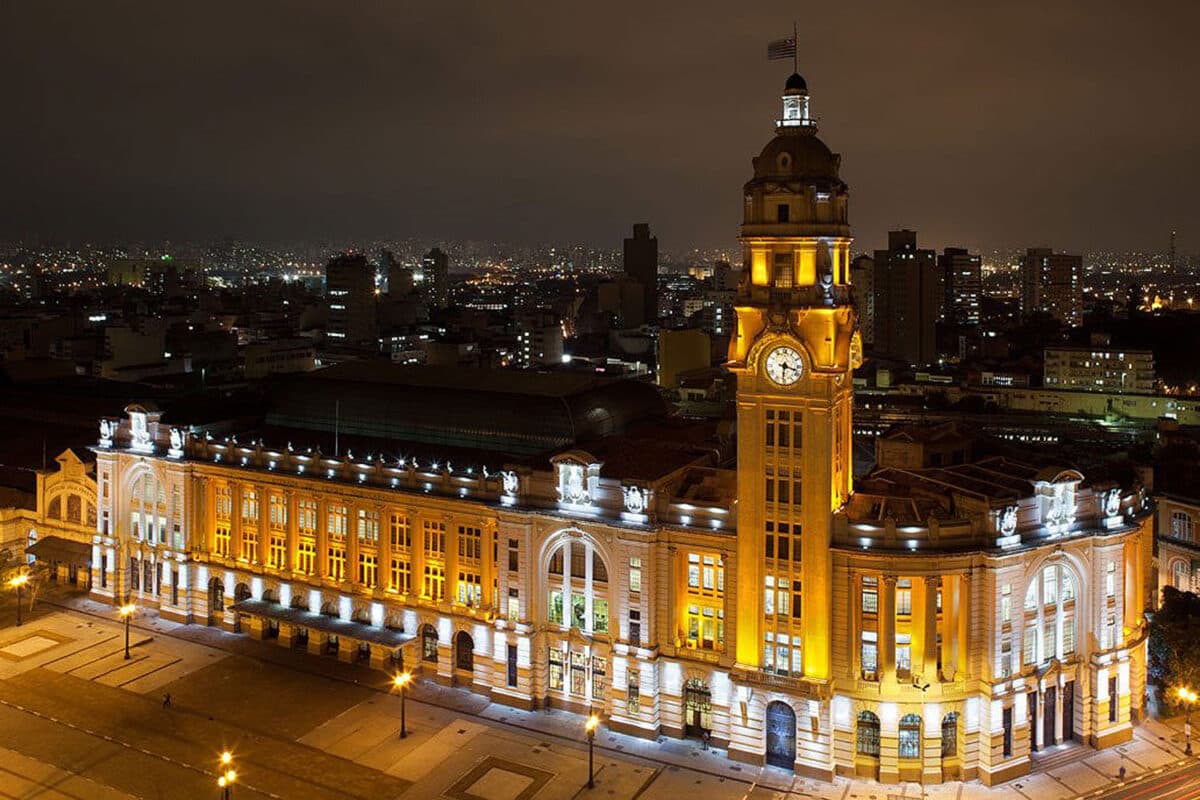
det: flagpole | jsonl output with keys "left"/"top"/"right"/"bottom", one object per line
{"left": 793, "top": 20, "right": 799, "bottom": 75}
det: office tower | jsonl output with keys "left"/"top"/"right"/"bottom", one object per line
{"left": 938, "top": 247, "right": 982, "bottom": 326}
{"left": 515, "top": 310, "right": 564, "bottom": 367}
{"left": 1019, "top": 247, "right": 1082, "bottom": 326}
{"left": 623, "top": 223, "right": 658, "bottom": 325}
{"left": 382, "top": 249, "right": 413, "bottom": 297}
{"left": 872, "top": 230, "right": 939, "bottom": 365}
{"left": 422, "top": 247, "right": 450, "bottom": 310}
{"left": 850, "top": 254, "right": 875, "bottom": 346}
{"left": 325, "top": 253, "right": 377, "bottom": 345}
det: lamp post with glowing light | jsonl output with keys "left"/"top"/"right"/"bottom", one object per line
{"left": 585, "top": 714, "right": 599, "bottom": 789}
{"left": 8, "top": 573, "right": 29, "bottom": 626}
{"left": 218, "top": 751, "right": 236, "bottom": 799}
{"left": 1179, "top": 687, "right": 1198, "bottom": 756}
{"left": 393, "top": 672, "right": 412, "bottom": 738}
{"left": 119, "top": 603, "right": 136, "bottom": 659}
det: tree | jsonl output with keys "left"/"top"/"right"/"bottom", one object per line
{"left": 1149, "top": 586, "right": 1200, "bottom": 708}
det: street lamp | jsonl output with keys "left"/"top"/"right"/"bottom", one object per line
{"left": 1178, "top": 687, "right": 1198, "bottom": 756}
{"left": 218, "top": 751, "right": 236, "bottom": 799}
{"left": 8, "top": 573, "right": 29, "bottom": 626}
{"left": 393, "top": 672, "right": 412, "bottom": 739}
{"left": 119, "top": 603, "right": 136, "bottom": 660}
{"left": 585, "top": 714, "right": 599, "bottom": 789}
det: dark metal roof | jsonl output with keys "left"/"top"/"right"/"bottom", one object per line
{"left": 263, "top": 363, "right": 668, "bottom": 457}
{"left": 27, "top": 536, "right": 92, "bottom": 566}
{"left": 230, "top": 599, "right": 414, "bottom": 647}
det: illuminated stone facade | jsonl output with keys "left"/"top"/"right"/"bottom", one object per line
{"left": 32, "top": 75, "right": 1155, "bottom": 787}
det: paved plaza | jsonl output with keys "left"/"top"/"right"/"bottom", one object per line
{"left": 0, "top": 590, "right": 1195, "bottom": 800}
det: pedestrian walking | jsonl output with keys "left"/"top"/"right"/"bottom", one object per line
{"left": 162, "top": 692, "right": 171, "bottom": 709}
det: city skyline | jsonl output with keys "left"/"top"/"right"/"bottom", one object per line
{"left": 1, "top": 1, "right": 1197, "bottom": 251}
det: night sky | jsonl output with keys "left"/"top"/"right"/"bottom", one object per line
{"left": 2, "top": 1, "right": 1197, "bottom": 253}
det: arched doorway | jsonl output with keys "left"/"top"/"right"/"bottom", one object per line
{"left": 683, "top": 679, "right": 712, "bottom": 738}
{"left": 207, "top": 578, "right": 224, "bottom": 626}
{"left": 454, "top": 631, "right": 474, "bottom": 680}
{"left": 765, "top": 701, "right": 797, "bottom": 770}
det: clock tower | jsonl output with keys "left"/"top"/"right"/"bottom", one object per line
{"left": 728, "top": 72, "right": 860, "bottom": 683}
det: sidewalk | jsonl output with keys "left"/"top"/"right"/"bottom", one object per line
{"left": 40, "top": 590, "right": 1195, "bottom": 800}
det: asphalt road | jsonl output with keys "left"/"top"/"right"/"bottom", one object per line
{"left": 1092, "top": 761, "right": 1200, "bottom": 800}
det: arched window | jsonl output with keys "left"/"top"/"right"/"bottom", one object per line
{"left": 545, "top": 538, "right": 609, "bottom": 634}
{"left": 1174, "top": 560, "right": 1192, "bottom": 591}
{"left": 66, "top": 494, "right": 82, "bottom": 524}
{"left": 1173, "top": 511, "right": 1195, "bottom": 542}
{"left": 1023, "top": 564, "right": 1076, "bottom": 667}
{"left": 421, "top": 625, "right": 439, "bottom": 662}
{"left": 898, "top": 714, "right": 922, "bottom": 759}
{"left": 47, "top": 497, "right": 61, "bottom": 520}
{"left": 856, "top": 711, "right": 880, "bottom": 757}
{"left": 941, "top": 712, "right": 959, "bottom": 758}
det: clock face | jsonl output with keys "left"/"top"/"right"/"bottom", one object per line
{"left": 765, "top": 345, "right": 804, "bottom": 386}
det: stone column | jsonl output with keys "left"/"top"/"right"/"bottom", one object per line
{"left": 379, "top": 506, "right": 393, "bottom": 593}
{"left": 945, "top": 575, "right": 960, "bottom": 681}
{"left": 923, "top": 576, "right": 939, "bottom": 682}
{"left": 850, "top": 572, "right": 862, "bottom": 678}
{"left": 315, "top": 496, "right": 328, "bottom": 581}
{"left": 200, "top": 476, "right": 214, "bottom": 554}
{"left": 285, "top": 490, "right": 298, "bottom": 575}
{"left": 956, "top": 571, "right": 971, "bottom": 679}
{"left": 481, "top": 522, "right": 496, "bottom": 610}
{"left": 347, "top": 506, "right": 361, "bottom": 588}
{"left": 445, "top": 518, "right": 459, "bottom": 606}
{"left": 881, "top": 575, "right": 897, "bottom": 685}
{"left": 412, "top": 516, "right": 426, "bottom": 600}
{"left": 230, "top": 481, "right": 243, "bottom": 562}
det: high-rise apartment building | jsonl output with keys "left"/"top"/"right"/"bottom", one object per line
{"left": 938, "top": 247, "right": 982, "bottom": 326}
{"left": 849, "top": 254, "right": 875, "bottom": 346}
{"left": 1044, "top": 342, "right": 1156, "bottom": 394}
{"left": 515, "top": 310, "right": 564, "bottom": 367}
{"left": 1020, "top": 248, "right": 1082, "bottom": 326}
{"left": 421, "top": 247, "right": 450, "bottom": 310}
{"left": 872, "top": 230, "right": 939, "bottom": 365}
{"left": 623, "top": 224, "right": 658, "bottom": 326}
{"left": 325, "top": 253, "right": 377, "bottom": 345}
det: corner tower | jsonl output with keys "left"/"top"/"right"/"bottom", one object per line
{"left": 729, "top": 73, "right": 861, "bottom": 684}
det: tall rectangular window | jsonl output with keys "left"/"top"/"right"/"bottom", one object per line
{"left": 358, "top": 553, "right": 377, "bottom": 587}
{"left": 297, "top": 539, "right": 315, "bottom": 575}
{"left": 390, "top": 556, "right": 410, "bottom": 594}
{"left": 862, "top": 577, "right": 878, "bottom": 614}
{"left": 357, "top": 509, "right": 380, "bottom": 543}
{"left": 896, "top": 579, "right": 912, "bottom": 616}
{"left": 390, "top": 514, "right": 411, "bottom": 549}
{"left": 423, "top": 520, "right": 445, "bottom": 555}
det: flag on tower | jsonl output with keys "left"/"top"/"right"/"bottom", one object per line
{"left": 767, "top": 37, "right": 796, "bottom": 61}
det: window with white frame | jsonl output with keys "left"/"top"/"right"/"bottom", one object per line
{"left": 1023, "top": 563, "right": 1076, "bottom": 666}
{"left": 1173, "top": 511, "right": 1194, "bottom": 542}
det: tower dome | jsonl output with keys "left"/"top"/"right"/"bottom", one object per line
{"left": 784, "top": 72, "right": 807, "bottom": 93}
{"left": 741, "top": 73, "right": 848, "bottom": 239}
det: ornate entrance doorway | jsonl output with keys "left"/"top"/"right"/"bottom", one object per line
{"left": 683, "top": 679, "right": 711, "bottom": 738}
{"left": 766, "top": 701, "right": 797, "bottom": 770}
